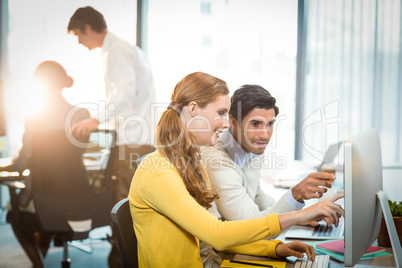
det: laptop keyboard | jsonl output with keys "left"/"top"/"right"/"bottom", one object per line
{"left": 312, "top": 222, "right": 343, "bottom": 238}
{"left": 294, "top": 254, "right": 330, "bottom": 268}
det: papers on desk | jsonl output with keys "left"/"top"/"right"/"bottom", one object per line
{"left": 83, "top": 149, "right": 109, "bottom": 168}
{"left": 316, "top": 239, "right": 384, "bottom": 256}
{"left": 221, "top": 259, "right": 286, "bottom": 267}
{"left": 272, "top": 171, "right": 310, "bottom": 188}
{"left": 270, "top": 160, "right": 316, "bottom": 188}
{"left": 303, "top": 240, "right": 391, "bottom": 262}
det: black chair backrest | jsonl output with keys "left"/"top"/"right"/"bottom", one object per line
{"left": 31, "top": 129, "right": 91, "bottom": 197}
{"left": 111, "top": 198, "right": 139, "bottom": 268}
{"left": 30, "top": 129, "right": 116, "bottom": 237}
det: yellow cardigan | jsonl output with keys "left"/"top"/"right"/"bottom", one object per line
{"left": 128, "top": 152, "right": 283, "bottom": 268}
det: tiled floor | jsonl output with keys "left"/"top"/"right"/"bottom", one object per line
{"left": 0, "top": 217, "right": 112, "bottom": 268}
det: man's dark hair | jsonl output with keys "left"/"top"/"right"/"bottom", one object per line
{"left": 67, "top": 6, "right": 107, "bottom": 34}
{"left": 229, "top": 84, "right": 279, "bottom": 123}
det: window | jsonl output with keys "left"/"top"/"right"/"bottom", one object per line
{"left": 3, "top": 0, "right": 137, "bottom": 155}
{"left": 300, "top": 0, "right": 402, "bottom": 166}
{"left": 201, "top": 2, "right": 211, "bottom": 14}
{"left": 3, "top": 0, "right": 299, "bottom": 167}
{"left": 148, "top": 0, "right": 298, "bottom": 162}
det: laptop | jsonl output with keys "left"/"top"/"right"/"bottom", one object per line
{"left": 284, "top": 221, "right": 344, "bottom": 240}
{"left": 273, "top": 142, "right": 342, "bottom": 188}
{"left": 316, "top": 142, "right": 342, "bottom": 172}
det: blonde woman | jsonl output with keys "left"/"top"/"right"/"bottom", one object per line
{"left": 128, "top": 72, "right": 344, "bottom": 267}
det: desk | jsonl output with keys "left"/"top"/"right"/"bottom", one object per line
{"left": 0, "top": 152, "right": 107, "bottom": 213}
{"left": 235, "top": 161, "right": 400, "bottom": 267}
{"left": 0, "top": 172, "right": 26, "bottom": 183}
{"left": 232, "top": 247, "right": 395, "bottom": 267}
{"left": 0, "top": 171, "right": 27, "bottom": 223}
{"left": 229, "top": 235, "right": 395, "bottom": 267}
{"left": 0, "top": 157, "right": 27, "bottom": 216}
{"left": 0, "top": 158, "right": 26, "bottom": 183}
{"left": 260, "top": 160, "right": 402, "bottom": 202}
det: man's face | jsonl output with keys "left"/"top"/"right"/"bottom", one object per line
{"left": 231, "top": 108, "right": 276, "bottom": 155}
{"left": 72, "top": 25, "right": 97, "bottom": 50}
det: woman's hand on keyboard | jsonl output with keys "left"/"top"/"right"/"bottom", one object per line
{"left": 275, "top": 241, "right": 316, "bottom": 261}
{"left": 301, "top": 193, "right": 345, "bottom": 227}
{"left": 279, "top": 193, "right": 344, "bottom": 230}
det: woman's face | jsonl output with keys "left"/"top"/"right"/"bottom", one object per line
{"left": 187, "top": 94, "right": 230, "bottom": 146}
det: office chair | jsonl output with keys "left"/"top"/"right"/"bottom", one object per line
{"left": 8, "top": 129, "right": 116, "bottom": 268}
{"left": 110, "top": 198, "right": 139, "bottom": 268}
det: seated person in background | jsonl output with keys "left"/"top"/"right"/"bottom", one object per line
{"left": 0, "top": 61, "right": 89, "bottom": 174}
{"left": 128, "top": 72, "right": 344, "bottom": 267}
{"left": 1, "top": 60, "right": 89, "bottom": 268}
{"left": 201, "top": 85, "right": 336, "bottom": 222}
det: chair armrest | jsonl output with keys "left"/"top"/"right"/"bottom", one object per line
{"left": 3, "top": 181, "right": 26, "bottom": 225}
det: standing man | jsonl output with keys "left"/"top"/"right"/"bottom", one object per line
{"left": 201, "top": 85, "right": 335, "bottom": 221}
{"left": 68, "top": 6, "right": 156, "bottom": 267}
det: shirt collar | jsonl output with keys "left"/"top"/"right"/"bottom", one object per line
{"left": 102, "top": 32, "right": 113, "bottom": 51}
{"left": 221, "top": 130, "right": 259, "bottom": 168}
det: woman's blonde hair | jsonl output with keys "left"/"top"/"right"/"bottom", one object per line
{"left": 157, "top": 72, "right": 229, "bottom": 208}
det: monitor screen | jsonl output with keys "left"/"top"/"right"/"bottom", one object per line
{"left": 343, "top": 128, "right": 383, "bottom": 266}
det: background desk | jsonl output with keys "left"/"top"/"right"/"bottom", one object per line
{"left": 0, "top": 153, "right": 107, "bottom": 222}
{"left": 0, "top": 172, "right": 26, "bottom": 223}
{"left": 0, "top": 157, "right": 25, "bottom": 222}
{"left": 258, "top": 160, "right": 402, "bottom": 203}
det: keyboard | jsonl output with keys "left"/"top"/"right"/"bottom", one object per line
{"left": 294, "top": 254, "right": 330, "bottom": 268}
{"left": 312, "top": 222, "right": 343, "bottom": 238}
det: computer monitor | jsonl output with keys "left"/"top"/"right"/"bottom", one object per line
{"left": 343, "top": 128, "right": 402, "bottom": 267}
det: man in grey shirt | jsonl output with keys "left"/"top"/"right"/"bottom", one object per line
{"left": 201, "top": 85, "right": 335, "bottom": 221}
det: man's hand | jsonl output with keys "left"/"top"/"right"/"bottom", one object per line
{"left": 275, "top": 241, "right": 315, "bottom": 260}
{"left": 292, "top": 172, "right": 335, "bottom": 202}
{"left": 71, "top": 118, "right": 99, "bottom": 137}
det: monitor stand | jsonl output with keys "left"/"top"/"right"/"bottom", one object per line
{"left": 354, "top": 190, "right": 402, "bottom": 268}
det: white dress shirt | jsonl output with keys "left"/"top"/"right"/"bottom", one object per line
{"left": 95, "top": 32, "right": 156, "bottom": 145}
